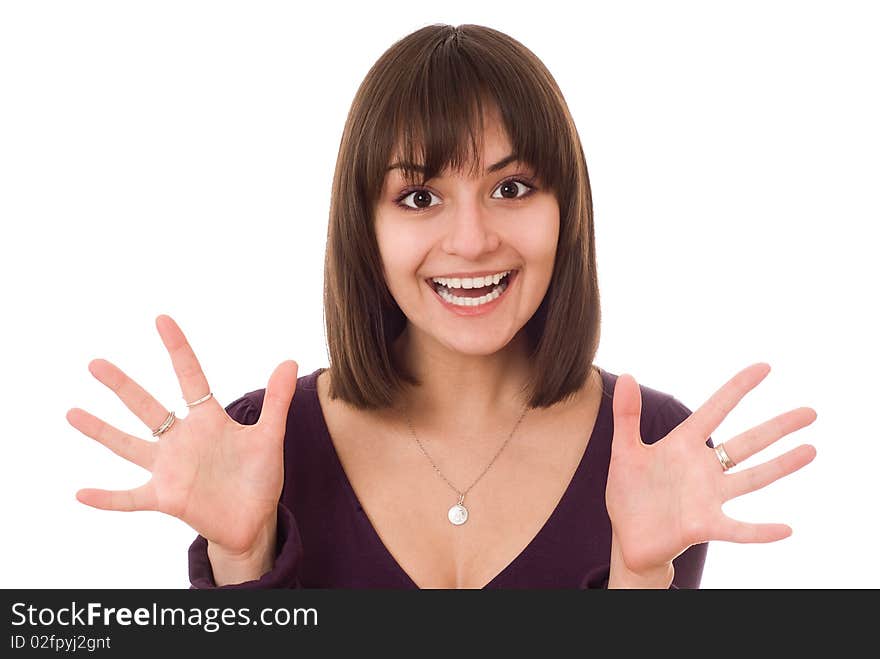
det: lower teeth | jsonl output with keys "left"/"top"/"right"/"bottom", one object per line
{"left": 438, "top": 280, "right": 508, "bottom": 307}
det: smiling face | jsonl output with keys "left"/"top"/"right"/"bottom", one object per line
{"left": 373, "top": 107, "right": 560, "bottom": 358}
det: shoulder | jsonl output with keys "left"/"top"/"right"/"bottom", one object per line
{"left": 223, "top": 367, "right": 326, "bottom": 426}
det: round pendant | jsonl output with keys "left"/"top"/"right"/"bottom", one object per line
{"left": 448, "top": 503, "right": 468, "bottom": 525}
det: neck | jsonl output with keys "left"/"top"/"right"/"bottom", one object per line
{"left": 391, "top": 324, "right": 533, "bottom": 439}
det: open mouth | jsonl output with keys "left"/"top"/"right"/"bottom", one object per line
{"left": 425, "top": 269, "right": 518, "bottom": 309}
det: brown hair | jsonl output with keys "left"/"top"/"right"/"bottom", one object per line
{"left": 323, "top": 23, "right": 601, "bottom": 410}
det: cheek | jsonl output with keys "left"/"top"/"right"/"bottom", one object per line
{"left": 375, "top": 220, "right": 428, "bottom": 288}
{"left": 519, "top": 207, "right": 560, "bottom": 269}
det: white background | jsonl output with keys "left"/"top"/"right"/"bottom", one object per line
{"left": 1, "top": 1, "right": 877, "bottom": 589}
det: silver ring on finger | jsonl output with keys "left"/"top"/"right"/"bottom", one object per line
{"left": 152, "top": 411, "right": 176, "bottom": 437}
{"left": 713, "top": 442, "right": 737, "bottom": 472}
{"left": 185, "top": 392, "right": 214, "bottom": 408}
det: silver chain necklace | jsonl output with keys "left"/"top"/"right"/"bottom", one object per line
{"left": 403, "top": 402, "right": 529, "bottom": 526}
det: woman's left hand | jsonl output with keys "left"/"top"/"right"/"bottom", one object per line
{"left": 605, "top": 362, "right": 817, "bottom": 579}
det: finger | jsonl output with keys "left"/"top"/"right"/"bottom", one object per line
{"left": 714, "top": 515, "right": 794, "bottom": 544}
{"left": 721, "top": 406, "right": 817, "bottom": 466}
{"left": 75, "top": 482, "right": 158, "bottom": 512}
{"left": 66, "top": 407, "right": 156, "bottom": 471}
{"left": 684, "top": 362, "right": 772, "bottom": 443}
{"left": 611, "top": 372, "right": 644, "bottom": 450}
{"left": 257, "top": 360, "right": 299, "bottom": 439}
{"left": 88, "top": 358, "right": 172, "bottom": 433}
{"left": 155, "top": 314, "right": 217, "bottom": 410}
{"left": 724, "top": 443, "right": 817, "bottom": 500}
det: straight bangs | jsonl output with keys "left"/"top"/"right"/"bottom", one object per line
{"left": 358, "top": 26, "right": 579, "bottom": 215}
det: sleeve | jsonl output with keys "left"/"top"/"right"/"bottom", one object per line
{"left": 187, "top": 393, "right": 306, "bottom": 589}
{"left": 647, "top": 397, "right": 711, "bottom": 589}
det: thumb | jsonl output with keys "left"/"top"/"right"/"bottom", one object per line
{"left": 258, "top": 360, "right": 299, "bottom": 437}
{"left": 612, "top": 372, "right": 643, "bottom": 449}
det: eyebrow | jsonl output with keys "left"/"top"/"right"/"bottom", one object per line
{"left": 385, "top": 152, "right": 520, "bottom": 175}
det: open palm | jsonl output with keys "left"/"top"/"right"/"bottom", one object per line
{"left": 606, "top": 363, "right": 817, "bottom": 576}
{"left": 67, "top": 314, "right": 298, "bottom": 555}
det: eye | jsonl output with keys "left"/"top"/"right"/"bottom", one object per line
{"left": 396, "top": 189, "right": 441, "bottom": 211}
{"left": 394, "top": 177, "right": 536, "bottom": 212}
{"left": 491, "top": 178, "right": 533, "bottom": 200}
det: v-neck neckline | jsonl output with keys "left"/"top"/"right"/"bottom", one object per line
{"left": 309, "top": 367, "right": 612, "bottom": 589}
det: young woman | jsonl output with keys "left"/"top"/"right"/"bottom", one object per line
{"left": 68, "top": 24, "right": 817, "bottom": 589}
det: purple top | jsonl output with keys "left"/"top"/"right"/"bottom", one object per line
{"left": 189, "top": 366, "right": 709, "bottom": 589}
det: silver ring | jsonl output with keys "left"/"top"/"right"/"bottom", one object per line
{"left": 713, "top": 442, "right": 736, "bottom": 471}
{"left": 185, "top": 392, "right": 214, "bottom": 408}
{"left": 151, "top": 411, "right": 176, "bottom": 437}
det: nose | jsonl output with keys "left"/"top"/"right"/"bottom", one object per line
{"left": 440, "top": 196, "right": 501, "bottom": 260}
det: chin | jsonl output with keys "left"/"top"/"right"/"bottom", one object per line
{"left": 434, "top": 330, "right": 518, "bottom": 357}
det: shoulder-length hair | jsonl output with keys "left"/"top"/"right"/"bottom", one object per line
{"left": 323, "top": 23, "right": 601, "bottom": 410}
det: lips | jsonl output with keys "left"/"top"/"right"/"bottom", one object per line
{"left": 425, "top": 269, "right": 517, "bottom": 295}
{"left": 425, "top": 269, "right": 518, "bottom": 315}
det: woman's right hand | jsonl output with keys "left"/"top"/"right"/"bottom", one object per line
{"left": 67, "top": 314, "right": 299, "bottom": 559}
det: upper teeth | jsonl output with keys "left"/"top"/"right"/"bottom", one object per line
{"left": 431, "top": 270, "right": 512, "bottom": 289}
